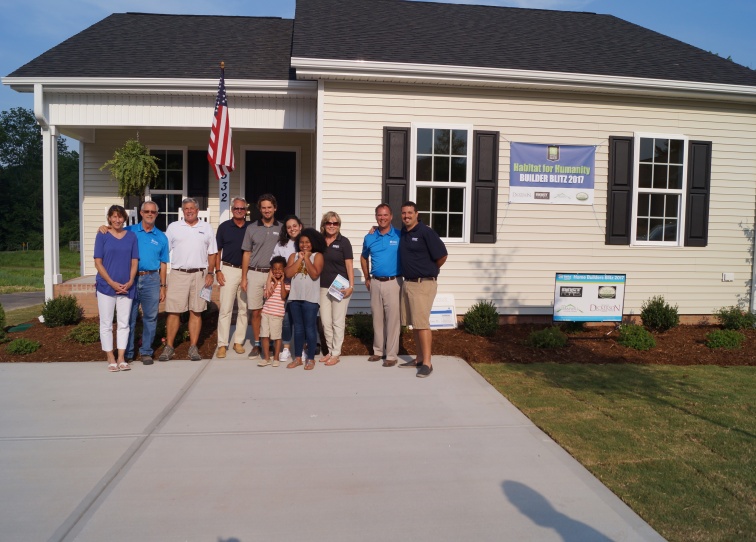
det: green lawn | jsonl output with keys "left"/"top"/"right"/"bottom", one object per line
{"left": 0, "top": 250, "right": 80, "bottom": 294}
{"left": 475, "top": 363, "right": 755, "bottom": 542}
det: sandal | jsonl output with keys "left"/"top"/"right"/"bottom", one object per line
{"left": 324, "top": 356, "right": 340, "bottom": 366}
{"left": 318, "top": 354, "right": 331, "bottom": 363}
{"left": 108, "top": 363, "right": 119, "bottom": 372}
{"left": 118, "top": 362, "right": 131, "bottom": 371}
{"left": 287, "top": 359, "right": 303, "bottom": 369}
{"left": 304, "top": 360, "right": 315, "bottom": 370}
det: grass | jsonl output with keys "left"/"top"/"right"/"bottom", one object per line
{"left": 475, "top": 363, "right": 756, "bottom": 542}
{"left": 3, "top": 304, "right": 44, "bottom": 327}
{"left": 0, "top": 250, "right": 80, "bottom": 294}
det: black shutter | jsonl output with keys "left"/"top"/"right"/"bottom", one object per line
{"left": 187, "top": 150, "right": 210, "bottom": 210}
{"left": 684, "top": 141, "right": 712, "bottom": 247}
{"left": 382, "top": 127, "right": 410, "bottom": 230}
{"left": 471, "top": 131, "right": 499, "bottom": 243}
{"left": 605, "top": 136, "right": 634, "bottom": 245}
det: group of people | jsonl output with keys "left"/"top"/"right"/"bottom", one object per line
{"left": 94, "top": 195, "right": 447, "bottom": 378}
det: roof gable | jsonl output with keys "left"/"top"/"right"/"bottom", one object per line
{"left": 292, "top": 0, "right": 756, "bottom": 87}
{"left": 7, "top": 13, "right": 294, "bottom": 81}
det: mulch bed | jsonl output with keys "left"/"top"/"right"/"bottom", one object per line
{"left": 3, "top": 311, "right": 755, "bottom": 366}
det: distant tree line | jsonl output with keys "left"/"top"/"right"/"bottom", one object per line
{"left": 0, "top": 107, "right": 79, "bottom": 251}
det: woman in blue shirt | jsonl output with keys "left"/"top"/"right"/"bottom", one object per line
{"left": 94, "top": 205, "right": 139, "bottom": 372}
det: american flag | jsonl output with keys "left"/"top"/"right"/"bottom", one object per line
{"left": 208, "top": 67, "right": 234, "bottom": 180}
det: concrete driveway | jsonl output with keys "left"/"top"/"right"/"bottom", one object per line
{"left": 0, "top": 355, "right": 664, "bottom": 542}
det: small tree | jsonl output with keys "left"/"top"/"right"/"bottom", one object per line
{"left": 100, "top": 138, "right": 160, "bottom": 197}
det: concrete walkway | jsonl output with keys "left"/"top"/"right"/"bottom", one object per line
{"left": 0, "top": 352, "right": 664, "bottom": 542}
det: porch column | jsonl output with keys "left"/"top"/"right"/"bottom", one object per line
{"left": 41, "top": 125, "right": 62, "bottom": 301}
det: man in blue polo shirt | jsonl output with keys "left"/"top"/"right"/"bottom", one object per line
{"left": 360, "top": 203, "right": 402, "bottom": 367}
{"left": 399, "top": 201, "right": 447, "bottom": 378}
{"left": 125, "top": 200, "right": 169, "bottom": 365}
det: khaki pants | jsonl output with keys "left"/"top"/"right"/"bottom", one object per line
{"left": 370, "top": 278, "right": 402, "bottom": 361}
{"left": 217, "top": 266, "right": 248, "bottom": 347}
{"left": 319, "top": 287, "right": 351, "bottom": 357}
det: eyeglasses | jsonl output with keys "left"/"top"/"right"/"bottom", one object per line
{"left": 325, "top": 221, "right": 340, "bottom": 226}
{"left": 232, "top": 207, "right": 246, "bottom": 211}
{"left": 142, "top": 210, "right": 157, "bottom": 214}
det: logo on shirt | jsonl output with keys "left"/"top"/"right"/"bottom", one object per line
{"left": 411, "top": 237, "right": 419, "bottom": 242}
{"left": 389, "top": 240, "right": 398, "bottom": 245}
{"left": 333, "top": 244, "right": 340, "bottom": 249}
{"left": 151, "top": 239, "right": 159, "bottom": 245}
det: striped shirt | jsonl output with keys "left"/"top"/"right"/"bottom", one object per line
{"left": 262, "top": 281, "right": 289, "bottom": 317}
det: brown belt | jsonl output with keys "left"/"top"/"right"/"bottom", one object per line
{"left": 174, "top": 268, "right": 204, "bottom": 273}
{"left": 221, "top": 262, "right": 243, "bottom": 269}
{"left": 249, "top": 266, "right": 270, "bottom": 273}
{"left": 137, "top": 270, "right": 158, "bottom": 276}
{"left": 372, "top": 276, "right": 397, "bottom": 282}
{"left": 404, "top": 277, "right": 437, "bottom": 283}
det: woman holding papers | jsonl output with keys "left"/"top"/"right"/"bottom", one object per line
{"left": 318, "top": 211, "right": 355, "bottom": 366}
{"left": 284, "top": 228, "right": 325, "bottom": 371}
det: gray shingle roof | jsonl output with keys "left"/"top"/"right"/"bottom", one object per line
{"left": 7, "top": 13, "right": 294, "bottom": 80}
{"left": 292, "top": 0, "right": 756, "bottom": 87}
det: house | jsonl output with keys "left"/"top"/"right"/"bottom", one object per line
{"left": 4, "top": 0, "right": 756, "bottom": 320}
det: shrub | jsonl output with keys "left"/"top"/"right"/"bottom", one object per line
{"left": 346, "top": 313, "right": 374, "bottom": 342}
{"left": 714, "top": 306, "right": 756, "bottom": 330}
{"left": 463, "top": 300, "right": 499, "bottom": 337}
{"left": 706, "top": 329, "right": 745, "bottom": 350}
{"left": 527, "top": 326, "right": 568, "bottom": 349}
{"left": 0, "top": 302, "right": 6, "bottom": 340}
{"left": 42, "top": 295, "right": 82, "bottom": 328}
{"left": 66, "top": 322, "right": 101, "bottom": 344}
{"left": 640, "top": 295, "right": 679, "bottom": 332}
{"left": 617, "top": 324, "right": 656, "bottom": 351}
{"left": 6, "top": 338, "right": 41, "bottom": 355}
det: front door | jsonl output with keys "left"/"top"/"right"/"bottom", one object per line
{"left": 244, "top": 150, "right": 297, "bottom": 222}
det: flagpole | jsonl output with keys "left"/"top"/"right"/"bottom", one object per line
{"left": 217, "top": 62, "right": 231, "bottom": 224}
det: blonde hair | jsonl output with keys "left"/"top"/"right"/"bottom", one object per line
{"left": 319, "top": 211, "right": 341, "bottom": 234}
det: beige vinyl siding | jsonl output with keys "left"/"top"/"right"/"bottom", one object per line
{"left": 81, "top": 129, "right": 314, "bottom": 275}
{"left": 319, "top": 82, "right": 756, "bottom": 316}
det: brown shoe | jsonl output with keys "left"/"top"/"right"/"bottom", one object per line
{"left": 232, "top": 343, "right": 245, "bottom": 354}
{"left": 383, "top": 359, "right": 397, "bottom": 367}
{"left": 217, "top": 346, "right": 227, "bottom": 359}
{"left": 367, "top": 355, "right": 382, "bottom": 362}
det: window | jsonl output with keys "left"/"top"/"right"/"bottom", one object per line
{"left": 631, "top": 134, "right": 688, "bottom": 245}
{"left": 148, "top": 148, "right": 186, "bottom": 231}
{"left": 412, "top": 125, "right": 472, "bottom": 241}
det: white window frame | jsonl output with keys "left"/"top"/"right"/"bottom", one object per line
{"left": 147, "top": 146, "right": 187, "bottom": 226}
{"left": 630, "top": 133, "right": 688, "bottom": 247}
{"left": 410, "top": 123, "right": 473, "bottom": 243}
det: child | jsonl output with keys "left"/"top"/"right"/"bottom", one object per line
{"left": 258, "top": 256, "right": 290, "bottom": 367}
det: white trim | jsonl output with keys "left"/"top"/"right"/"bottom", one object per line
{"left": 78, "top": 140, "right": 85, "bottom": 276}
{"left": 630, "top": 132, "right": 689, "bottom": 247}
{"left": 410, "top": 123, "right": 473, "bottom": 243}
{"left": 240, "top": 145, "right": 302, "bottom": 218}
{"left": 315, "top": 80, "right": 325, "bottom": 226}
{"left": 291, "top": 57, "right": 756, "bottom": 104}
{"left": 147, "top": 146, "right": 188, "bottom": 226}
{"left": 3, "top": 77, "right": 317, "bottom": 97}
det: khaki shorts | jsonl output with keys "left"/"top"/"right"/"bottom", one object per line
{"left": 246, "top": 269, "right": 268, "bottom": 310}
{"left": 401, "top": 279, "right": 437, "bottom": 330}
{"left": 165, "top": 269, "right": 207, "bottom": 313}
{"left": 261, "top": 312, "right": 283, "bottom": 340}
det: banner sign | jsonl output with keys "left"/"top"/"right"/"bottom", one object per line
{"left": 429, "top": 293, "right": 458, "bottom": 330}
{"left": 509, "top": 143, "right": 596, "bottom": 204}
{"left": 553, "top": 273, "right": 626, "bottom": 322}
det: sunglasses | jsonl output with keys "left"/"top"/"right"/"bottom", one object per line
{"left": 142, "top": 210, "right": 157, "bottom": 214}
{"left": 232, "top": 207, "right": 246, "bottom": 211}
{"left": 325, "top": 221, "right": 340, "bottom": 226}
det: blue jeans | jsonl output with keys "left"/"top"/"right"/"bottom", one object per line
{"left": 126, "top": 271, "right": 160, "bottom": 358}
{"left": 288, "top": 300, "right": 319, "bottom": 360}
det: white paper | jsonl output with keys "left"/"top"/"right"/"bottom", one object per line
{"left": 199, "top": 285, "right": 213, "bottom": 302}
{"left": 327, "top": 274, "right": 349, "bottom": 301}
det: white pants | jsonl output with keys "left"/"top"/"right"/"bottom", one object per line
{"left": 217, "top": 266, "right": 249, "bottom": 347}
{"left": 319, "top": 287, "right": 351, "bottom": 357}
{"left": 97, "top": 292, "right": 133, "bottom": 352}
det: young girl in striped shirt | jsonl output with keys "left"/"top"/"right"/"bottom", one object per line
{"left": 258, "top": 256, "right": 290, "bottom": 367}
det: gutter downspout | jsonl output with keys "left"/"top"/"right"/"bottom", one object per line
{"left": 34, "top": 83, "right": 62, "bottom": 301}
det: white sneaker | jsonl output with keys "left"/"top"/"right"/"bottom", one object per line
{"left": 279, "top": 348, "right": 291, "bottom": 362}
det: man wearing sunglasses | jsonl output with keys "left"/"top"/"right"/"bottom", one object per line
{"left": 124, "top": 200, "right": 169, "bottom": 364}
{"left": 213, "top": 197, "right": 252, "bottom": 358}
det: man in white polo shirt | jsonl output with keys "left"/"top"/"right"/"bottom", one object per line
{"left": 159, "top": 198, "right": 218, "bottom": 362}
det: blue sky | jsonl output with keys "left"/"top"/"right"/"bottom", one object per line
{"left": 1, "top": 0, "right": 754, "bottom": 114}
